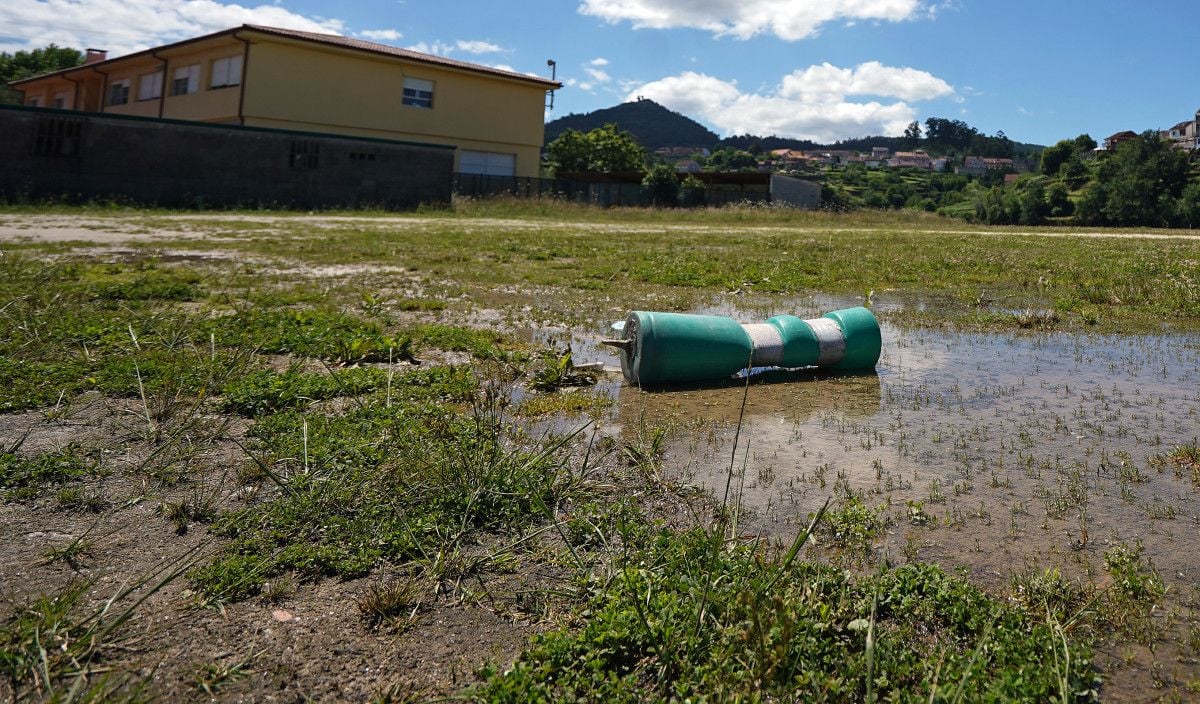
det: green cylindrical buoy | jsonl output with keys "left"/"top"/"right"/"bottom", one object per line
{"left": 604, "top": 306, "right": 881, "bottom": 385}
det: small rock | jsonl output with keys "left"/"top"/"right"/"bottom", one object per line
{"left": 272, "top": 609, "right": 294, "bottom": 622}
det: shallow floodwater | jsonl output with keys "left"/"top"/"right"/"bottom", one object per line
{"left": 604, "top": 316, "right": 1200, "bottom": 591}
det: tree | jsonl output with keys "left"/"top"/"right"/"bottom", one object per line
{"left": 903, "top": 121, "right": 922, "bottom": 142}
{"left": 641, "top": 163, "right": 680, "bottom": 206}
{"left": 1046, "top": 182, "right": 1073, "bottom": 217}
{"left": 1041, "top": 134, "right": 1097, "bottom": 176}
{"left": 0, "top": 45, "right": 84, "bottom": 104}
{"left": 544, "top": 123, "right": 646, "bottom": 173}
{"left": 704, "top": 147, "right": 757, "bottom": 172}
{"left": 1092, "top": 131, "right": 1190, "bottom": 227}
{"left": 924, "top": 117, "right": 977, "bottom": 150}
{"left": 1175, "top": 183, "right": 1200, "bottom": 229}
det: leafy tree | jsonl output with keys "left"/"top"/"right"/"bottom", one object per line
{"left": 679, "top": 174, "right": 706, "bottom": 208}
{"left": 1175, "top": 183, "right": 1200, "bottom": 229}
{"left": 1041, "top": 134, "right": 1097, "bottom": 176}
{"left": 903, "top": 121, "right": 922, "bottom": 143}
{"left": 1089, "top": 131, "right": 1191, "bottom": 226}
{"left": 0, "top": 45, "right": 83, "bottom": 104}
{"left": 641, "top": 163, "right": 680, "bottom": 207}
{"left": 924, "top": 117, "right": 978, "bottom": 150}
{"left": 705, "top": 148, "right": 757, "bottom": 172}
{"left": 1046, "top": 182, "right": 1073, "bottom": 217}
{"left": 544, "top": 123, "right": 646, "bottom": 174}
{"left": 1017, "top": 181, "right": 1048, "bottom": 225}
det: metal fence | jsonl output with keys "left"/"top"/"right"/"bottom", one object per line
{"left": 452, "top": 173, "right": 770, "bottom": 207}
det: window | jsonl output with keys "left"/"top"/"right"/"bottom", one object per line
{"left": 108, "top": 79, "right": 131, "bottom": 106}
{"left": 402, "top": 77, "right": 434, "bottom": 108}
{"left": 26, "top": 97, "right": 41, "bottom": 107}
{"left": 459, "top": 150, "right": 516, "bottom": 177}
{"left": 209, "top": 55, "right": 243, "bottom": 89}
{"left": 171, "top": 64, "right": 199, "bottom": 96}
{"left": 53, "top": 92, "right": 70, "bottom": 109}
{"left": 138, "top": 71, "right": 163, "bottom": 101}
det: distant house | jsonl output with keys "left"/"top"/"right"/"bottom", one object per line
{"left": 888, "top": 150, "right": 932, "bottom": 169}
{"left": 656, "top": 146, "right": 707, "bottom": 159}
{"left": 1162, "top": 111, "right": 1200, "bottom": 150}
{"left": 960, "top": 156, "right": 1015, "bottom": 176}
{"left": 1103, "top": 131, "right": 1138, "bottom": 150}
{"left": 674, "top": 159, "right": 700, "bottom": 173}
{"left": 10, "top": 24, "right": 559, "bottom": 177}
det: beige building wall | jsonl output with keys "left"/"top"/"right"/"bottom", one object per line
{"left": 12, "top": 28, "right": 552, "bottom": 177}
{"left": 241, "top": 39, "right": 548, "bottom": 176}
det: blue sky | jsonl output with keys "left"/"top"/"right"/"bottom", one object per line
{"left": 3, "top": 0, "right": 1197, "bottom": 146}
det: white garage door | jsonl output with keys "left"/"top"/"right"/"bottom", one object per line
{"left": 459, "top": 150, "right": 516, "bottom": 176}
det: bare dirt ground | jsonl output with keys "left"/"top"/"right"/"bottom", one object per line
{"left": 0, "top": 396, "right": 556, "bottom": 702}
{"left": 3, "top": 212, "right": 1200, "bottom": 247}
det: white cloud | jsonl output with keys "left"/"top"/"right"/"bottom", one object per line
{"left": 406, "top": 41, "right": 453, "bottom": 55}
{"left": 579, "top": 0, "right": 924, "bottom": 41}
{"left": 0, "top": 0, "right": 344, "bottom": 55}
{"left": 584, "top": 67, "right": 611, "bottom": 83}
{"left": 407, "top": 39, "right": 505, "bottom": 57}
{"left": 626, "top": 63, "right": 955, "bottom": 142}
{"left": 589, "top": 57, "right": 609, "bottom": 66}
{"left": 359, "top": 29, "right": 403, "bottom": 42}
{"left": 779, "top": 62, "right": 953, "bottom": 102}
{"left": 455, "top": 40, "right": 504, "bottom": 54}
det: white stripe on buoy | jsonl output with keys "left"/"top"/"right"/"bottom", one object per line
{"left": 805, "top": 318, "right": 846, "bottom": 366}
{"left": 742, "top": 323, "right": 784, "bottom": 366}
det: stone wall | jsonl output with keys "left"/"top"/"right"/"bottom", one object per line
{"left": 0, "top": 105, "right": 454, "bottom": 209}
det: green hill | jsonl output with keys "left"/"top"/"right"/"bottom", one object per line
{"left": 544, "top": 99, "right": 719, "bottom": 150}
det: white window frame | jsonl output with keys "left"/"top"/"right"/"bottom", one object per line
{"left": 138, "top": 71, "right": 163, "bottom": 101}
{"left": 402, "top": 77, "right": 434, "bottom": 109}
{"left": 108, "top": 79, "right": 131, "bottom": 106}
{"left": 209, "top": 55, "right": 243, "bottom": 89}
{"left": 171, "top": 64, "right": 199, "bottom": 96}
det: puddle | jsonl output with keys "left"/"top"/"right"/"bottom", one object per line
{"left": 599, "top": 311, "right": 1200, "bottom": 602}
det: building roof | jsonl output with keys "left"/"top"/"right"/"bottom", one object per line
{"left": 1106, "top": 131, "right": 1138, "bottom": 141}
{"left": 11, "top": 24, "right": 561, "bottom": 89}
{"left": 1170, "top": 121, "right": 1193, "bottom": 132}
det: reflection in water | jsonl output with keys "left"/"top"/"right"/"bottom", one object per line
{"left": 606, "top": 318, "right": 1200, "bottom": 615}
{"left": 613, "top": 369, "right": 881, "bottom": 428}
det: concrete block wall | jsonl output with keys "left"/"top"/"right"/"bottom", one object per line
{"left": 0, "top": 105, "right": 454, "bottom": 210}
{"left": 769, "top": 174, "right": 822, "bottom": 209}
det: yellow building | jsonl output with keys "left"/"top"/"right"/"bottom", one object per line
{"left": 11, "top": 25, "right": 559, "bottom": 178}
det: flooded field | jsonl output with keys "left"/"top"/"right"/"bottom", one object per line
{"left": 590, "top": 300, "right": 1200, "bottom": 693}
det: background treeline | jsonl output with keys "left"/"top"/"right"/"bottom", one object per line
{"left": 966, "top": 132, "right": 1200, "bottom": 228}
{"left": 0, "top": 45, "right": 82, "bottom": 103}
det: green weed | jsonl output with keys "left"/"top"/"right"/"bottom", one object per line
{"left": 204, "top": 308, "right": 411, "bottom": 365}
{"left": 476, "top": 528, "right": 1100, "bottom": 703}
{"left": 191, "top": 385, "right": 581, "bottom": 601}
{"left": 0, "top": 447, "right": 94, "bottom": 501}
{"left": 527, "top": 348, "right": 598, "bottom": 393}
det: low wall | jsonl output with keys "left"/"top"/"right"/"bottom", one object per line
{"left": 769, "top": 174, "right": 822, "bottom": 209}
{"left": 0, "top": 104, "right": 454, "bottom": 209}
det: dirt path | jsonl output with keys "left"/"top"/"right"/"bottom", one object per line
{"left": 2, "top": 212, "right": 1199, "bottom": 244}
